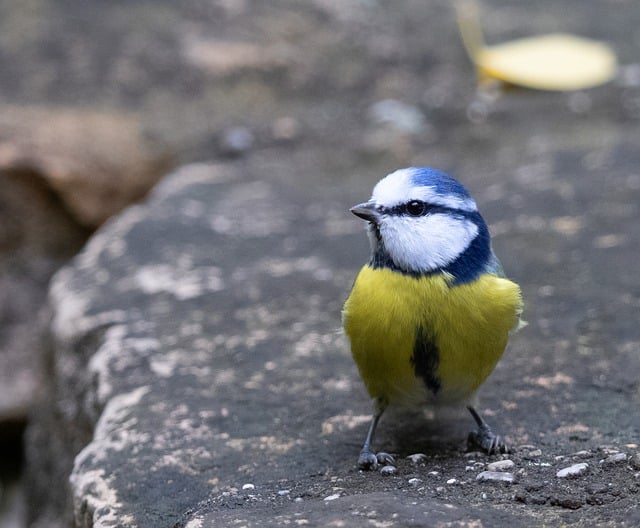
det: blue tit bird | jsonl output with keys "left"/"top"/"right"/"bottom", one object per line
{"left": 342, "top": 167, "right": 523, "bottom": 470}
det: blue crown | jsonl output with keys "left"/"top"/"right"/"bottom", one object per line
{"left": 407, "top": 167, "right": 471, "bottom": 199}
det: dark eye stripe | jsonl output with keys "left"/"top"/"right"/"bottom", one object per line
{"left": 384, "top": 201, "right": 450, "bottom": 217}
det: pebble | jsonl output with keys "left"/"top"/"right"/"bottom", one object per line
{"left": 524, "top": 449, "right": 542, "bottom": 459}
{"left": 242, "top": 483, "right": 255, "bottom": 490}
{"left": 368, "top": 99, "right": 426, "bottom": 136}
{"left": 601, "top": 453, "right": 627, "bottom": 465}
{"left": 380, "top": 465, "right": 397, "bottom": 476}
{"left": 406, "top": 453, "right": 427, "bottom": 464}
{"left": 220, "top": 126, "right": 255, "bottom": 156}
{"left": 572, "top": 450, "right": 592, "bottom": 458}
{"left": 476, "top": 471, "right": 515, "bottom": 483}
{"left": 446, "top": 478, "right": 458, "bottom": 485}
{"left": 323, "top": 493, "right": 341, "bottom": 501}
{"left": 408, "top": 478, "right": 423, "bottom": 486}
{"left": 277, "top": 490, "right": 290, "bottom": 496}
{"left": 556, "top": 463, "right": 589, "bottom": 478}
{"left": 487, "top": 459, "right": 515, "bottom": 472}
{"left": 630, "top": 453, "right": 640, "bottom": 470}
{"left": 271, "top": 116, "right": 300, "bottom": 141}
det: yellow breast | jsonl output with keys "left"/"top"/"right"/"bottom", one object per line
{"left": 342, "top": 266, "right": 523, "bottom": 406}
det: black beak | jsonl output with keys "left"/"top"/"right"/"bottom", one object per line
{"left": 350, "top": 202, "right": 380, "bottom": 222}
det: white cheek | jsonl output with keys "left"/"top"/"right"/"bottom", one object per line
{"left": 381, "top": 215, "right": 478, "bottom": 272}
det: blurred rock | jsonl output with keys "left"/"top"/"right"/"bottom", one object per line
{"left": 367, "top": 99, "right": 426, "bottom": 137}
{"left": 0, "top": 169, "right": 89, "bottom": 427}
{"left": 271, "top": 117, "right": 301, "bottom": 142}
{"left": 363, "top": 99, "right": 434, "bottom": 160}
{"left": 183, "top": 37, "right": 293, "bottom": 76}
{"left": 0, "top": 105, "right": 173, "bottom": 228}
{"left": 0, "top": 103, "right": 172, "bottom": 441}
{"left": 220, "top": 126, "right": 255, "bottom": 157}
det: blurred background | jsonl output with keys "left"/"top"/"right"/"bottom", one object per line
{"left": 0, "top": 0, "right": 638, "bottom": 526}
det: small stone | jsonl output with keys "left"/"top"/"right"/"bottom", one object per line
{"left": 271, "top": 116, "right": 301, "bottom": 141}
{"left": 380, "top": 465, "right": 397, "bottom": 476}
{"left": 277, "top": 489, "right": 290, "bottom": 496}
{"left": 598, "top": 446, "right": 620, "bottom": 455}
{"left": 524, "top": 449, "right": 542, "bottom": 459}
{"left": 487, "top": 459, "right": 515, "bottom": 472}
{"left": 323, "top": 493, "right": 341, "bottom": 501}
{"left": 428, "top": 471, "right": 440, "bottom": 477}
{"left": 446, "top": 478, "right": 457, "bottom": 485}
{"left": 368, "top": 99, "right": 426, "bottom": 136}
{"left": 572, "top": 450, "right": 592, "bottom": 458}
{"left": 476, "top": 471, "right": 515, "bottom": 483}
{"left": 601, "top": 453, "right": 627, "bottom": 465}
{"left": 408, "top": 478, "right": 423, "bottom": 486}
{"left": 630, "top": 453, "right": 640, "bottom": 470}
{"left": 220, "top": 126, "right": 255, "bottom": 156}
{"left": 406, "top": 453, "right": 427, "bottom": 464}
{"left": 556, "top": 463, "right": 589, "bottom": 478}
{"left": 242, "top": 483, "right": 255, "bottom": 490}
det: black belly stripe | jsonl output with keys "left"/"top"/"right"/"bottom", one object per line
{"left": 411, "top": 326, "right": 441, "bottom": 395}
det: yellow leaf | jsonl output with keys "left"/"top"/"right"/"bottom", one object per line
{"left": 455, "top": 0, "right": 618, "bottom": 91}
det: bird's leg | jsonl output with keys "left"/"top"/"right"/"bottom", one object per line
{"left": 358, "top": 400, "right": 395, "bottom": 470}
{"left": 466, "top": 405, "right": 510, "bottom": 454}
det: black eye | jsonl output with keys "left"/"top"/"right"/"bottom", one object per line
{"left": 406, "top": 200, "right": 427, "bottom": 216}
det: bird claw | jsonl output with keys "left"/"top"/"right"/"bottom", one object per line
{"left": 467, "top": 424, "right": 510, "bottom": 455}
{"left": 358, "top": 450, "right": 396, "bottom": 470}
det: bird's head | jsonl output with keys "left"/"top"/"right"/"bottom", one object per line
{"left": 351, "top": 167, "right": 492, "bottom": 282}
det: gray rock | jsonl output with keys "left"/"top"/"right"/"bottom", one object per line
{"left": 379, "top": 465, "right": 397, "bottom": 476}
{"left": 556, "top": 463, "right": 589, "bottom": 478}
{"left": 476, "top": 471, "right": 515, "bottom": 484}
{"left": 367, "top": 99, "right": 426, "bottom": 136}
{"left": 601, "top": 453, "right": 627, "bottom": 465}
{"left": 487, "top": 459, "right": 515, "bottom": 472}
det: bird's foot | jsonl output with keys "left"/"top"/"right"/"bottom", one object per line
{"left": 467, "top": 423, "right": 510, "bottom": 455}
{"left": 358, "top": 449, "right": 395, "bottom": 470}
